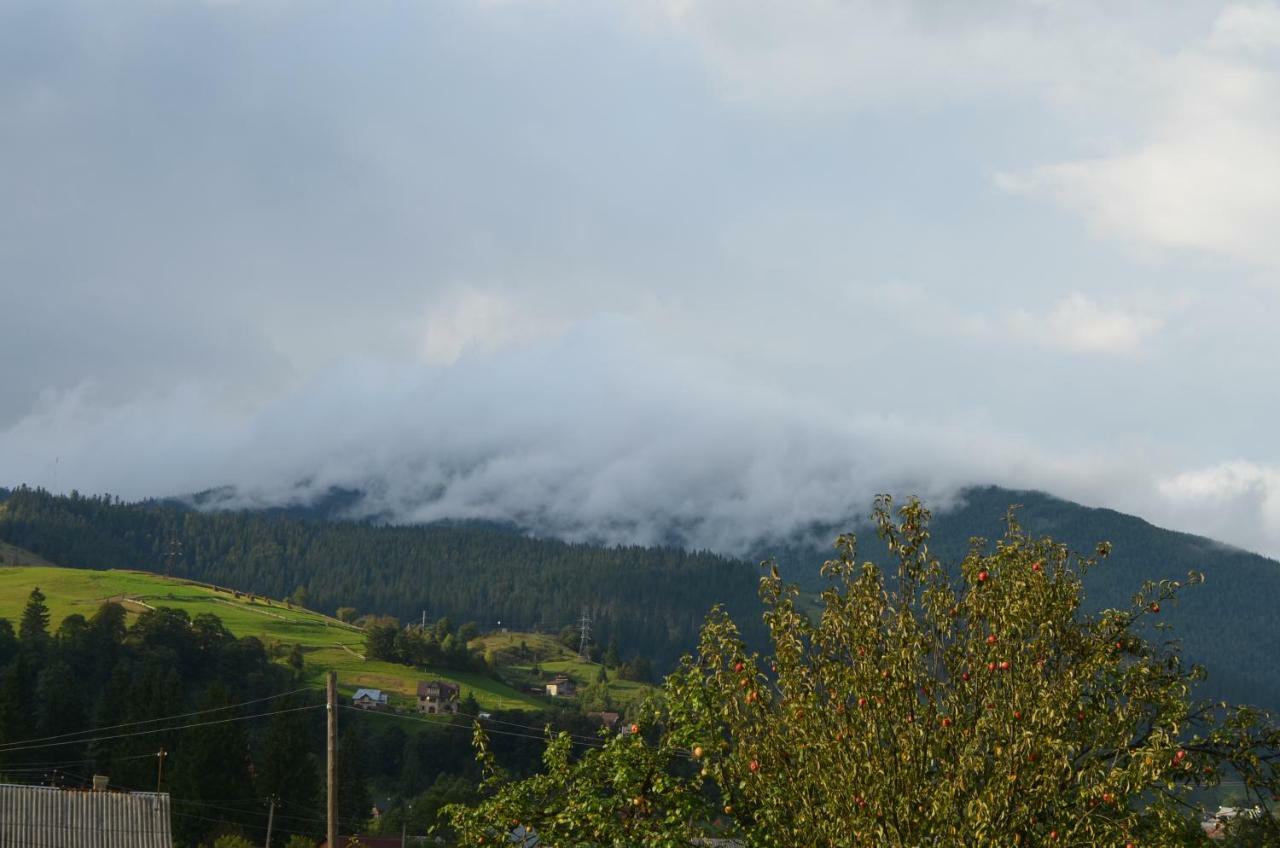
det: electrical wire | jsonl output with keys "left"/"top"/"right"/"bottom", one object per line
{"left": 0, "top": 703, "right": 324, "bottom": 755}
{"left": 0, "top": 686, "right": 314, "bottom": 752}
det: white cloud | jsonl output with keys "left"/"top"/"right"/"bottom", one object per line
{"left": 1157, "top": 461, "right": 1280, "bottom": 548}
{"left": 1211, "top": 3, "right": 1280, "bottom": 50}
{"left": 420, "top": 290, "right": 567, "bottom": 366}
{"left": 1006, "top": 294, "right": 1162, "bottom": 356}
{"left": 999, "top": 6, "right": 1280, "bottom": 272}
{"left": 0, "top": 319, "right": 1134, "bottom": 554}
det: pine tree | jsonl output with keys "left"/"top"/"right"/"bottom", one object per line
{"left": 19, "top": 587, "right": 50, "bottom": 647}
{"left": 337, "top": 723, "right": 372, "bottom": 832}
{"left": 257, "top": 694, "right": 322, "bottom": 840}
{"left": 169, "top": 682, "right": 258, "bottom": 845}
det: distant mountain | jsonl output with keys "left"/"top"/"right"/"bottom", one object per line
{"left": 2, "top": 483, "right": 1277, "bottom": 712}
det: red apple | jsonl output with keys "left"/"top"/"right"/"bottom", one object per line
{"left": 749, "top": 759, "right": 759, "bottom": 772}
{"left": 999, "top": 660, "right": 1011, "bottom": 671}
{"left": 734, "top": 661, "right": 745, "bottom": 672}
{"left": 977, "top": 570, "right": 989, "bottom": 583}
{"left": 986, "top": 634, "right": 998, "bottom": 645}
{"left": 630, "top": 723, "right": 639, "bottom": 734}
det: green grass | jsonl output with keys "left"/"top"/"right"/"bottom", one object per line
{"left": 0, "top": 565, "right": 541, "bottom": 712}
{"left": 473, "top": 631, "right": 655, "bottom": 706}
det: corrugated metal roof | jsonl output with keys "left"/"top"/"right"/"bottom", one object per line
{"left": 0, "top": 783, "right": 173, "bottom": 847}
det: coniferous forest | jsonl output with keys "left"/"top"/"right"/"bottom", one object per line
{"left": 0, "top": 586, "right": 568, "bottom": 845}
{"left": 0, "top": 486, "right": 766, "bottom": 670}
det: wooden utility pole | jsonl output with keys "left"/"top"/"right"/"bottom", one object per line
{"left": 155, "top": 747, "right": 166, "bottom": 793}
{"left": 264, "top": 796, "right": 276, "bottom": 848}
{"left": 327, "top": 671, "right": 338, "bottom": 848}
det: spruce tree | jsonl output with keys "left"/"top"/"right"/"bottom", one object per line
{"left": 19, "top": 586, "right": 50, "bottom": 647}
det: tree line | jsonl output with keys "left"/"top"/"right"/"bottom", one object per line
{"left": 0, "top": 486, "right": 766, "bottom": 670}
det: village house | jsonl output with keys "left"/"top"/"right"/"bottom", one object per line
{"left": 545, "top": 673, "right": 576, "bottom": 698}
{"left": 352, "top": 688, "right": 389, "bottom": 711}
{"left": 417, "top": 679, "right": 460, "bottom": 715}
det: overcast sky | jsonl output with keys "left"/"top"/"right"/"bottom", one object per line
{"left": 2, "top": 0, "right": 1280, "bottom": 557}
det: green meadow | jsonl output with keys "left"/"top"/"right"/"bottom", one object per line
{"left": 0, "top": 563, "right": 541, "bottom": 711}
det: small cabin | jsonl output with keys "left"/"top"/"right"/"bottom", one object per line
{"left": 351, "top": 688, "right": 389, "bottom": 711}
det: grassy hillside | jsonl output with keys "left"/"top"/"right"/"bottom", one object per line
{"left": 474, "top": 630, "right": 655, "bottom": 707}
{"left": 0, "top": 565, "right": 541, "bottom": 711}
{"left": 0, "top": 487, "right": 764, "bottom": 670}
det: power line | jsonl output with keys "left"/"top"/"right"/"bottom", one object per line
{"left": 0, "top": 686, "right": 314, "bottom": 753}
{"left": 338, "top": 704, "right": 607, "bottom": 750}
{"left": 0, "top": 704, "right": 323, "bottom": 756}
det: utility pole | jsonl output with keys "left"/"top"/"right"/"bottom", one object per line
{"left": 327, "top": 671, "right": 338, "bottom": 848}
{"left": 577, "top": 609, "right": 592, "bottom": 661}
{"left": 155, "top": 747, "right": 166, "bottom": 793}
{"left": 265, "top": 796, "right": 276, "bottom": 848}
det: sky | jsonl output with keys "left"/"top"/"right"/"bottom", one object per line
{"left": 2, "top": 0, "right": 1280, "bottom": 557}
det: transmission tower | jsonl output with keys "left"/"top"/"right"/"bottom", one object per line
{"left": 577, "top": 609, "right": 592, "bottom": 661}
{"left": 164, "top": 538, "right": 182, "bottom": 578}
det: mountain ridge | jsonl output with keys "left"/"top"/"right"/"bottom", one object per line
{"left": 2, "top": 482, "right": 1277, "bottom": 711}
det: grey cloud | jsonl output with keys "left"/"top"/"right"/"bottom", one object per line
{"left": 2, "top": 1, "right": 1279, "bottom": 561}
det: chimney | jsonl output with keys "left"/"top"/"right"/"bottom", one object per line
{"left": 92, "top": 774, "right": 109, "bottom": 792}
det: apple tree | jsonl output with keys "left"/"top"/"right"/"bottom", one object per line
{"left": 445, "top": 498, "right": 1280, "bottom": 846}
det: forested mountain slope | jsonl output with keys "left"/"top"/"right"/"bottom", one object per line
{"left": 3, "top": 484, "right": 1278, "bottom": 711}
{"left": 0, "top": 487, "right": 764, "bottom": 669}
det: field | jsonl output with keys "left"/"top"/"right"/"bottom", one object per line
{"left": 473, "top": 630, "right": 654, "bottom": 707}
{"left": 0, "top": 564, "right": 541, "bottom": 711}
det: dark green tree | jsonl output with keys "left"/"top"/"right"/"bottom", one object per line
{"left": 337, "top": 723, "right": 372, "bottom": 832}
{"left": 169, "top": 683, "right": 258, "bottom": 845}
{"left": 257, "top": 694, "right": 322, "bottom": 840}
{"left": 18, "top": 587, "right": 50, "bottom": 648}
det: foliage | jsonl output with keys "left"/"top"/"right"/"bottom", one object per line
{"left": 364, "top": 615, "right": 482, "bottom": 671}
{"left": 446, "top": 498, "right": 1280, "bottom": 846}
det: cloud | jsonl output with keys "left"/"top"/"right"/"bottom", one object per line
{"left": 999, "top": 5, "right": 1280, "bottom": 271}
{"left": 419, "top": 291, "right": 569, "bottom": 366}
{"left": 5, "top": 317, "right": 1275, "bottom": 561}
{"left": 1158, "top": 461, "right": 1280, "bottom": 550}
{"left": 1006, "top": 294, "right": 1162, "bottom": 356}
{"left": 2, "top": 0, "right": 1279, "bottom": 565}
{"left": 0, "top": 318, "right": 1129, "bottom": 554}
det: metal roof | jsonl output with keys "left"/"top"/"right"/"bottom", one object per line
{"left": 0, "top": 783, "right": 173, "bottom": 848}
